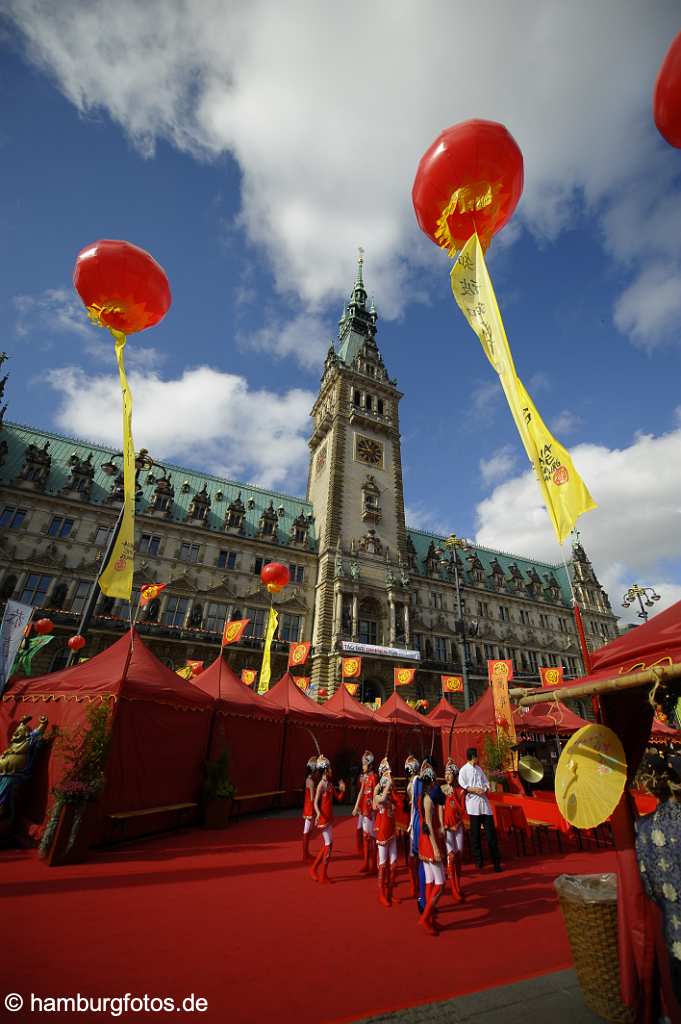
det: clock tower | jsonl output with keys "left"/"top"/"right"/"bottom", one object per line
{"left": 307, "top": 252, "right": 410, "bottom": 692}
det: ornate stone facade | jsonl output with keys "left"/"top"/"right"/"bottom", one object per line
{"left": 0, "top": 273, "right": 618, "bottom": 701}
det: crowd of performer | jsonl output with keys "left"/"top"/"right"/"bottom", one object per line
{"left": 302, "top": 746, "right": 502, "bottom": 935}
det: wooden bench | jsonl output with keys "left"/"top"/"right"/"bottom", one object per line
{"left": 107, "top": 802, "right": 197, "bottom": 841}
{"left": 232, "top": 790, "right": 286, "bottom": 816}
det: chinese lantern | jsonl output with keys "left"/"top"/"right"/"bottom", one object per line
{"left": 412, "top": 119, "right": 524, "bottom": 254}
{"left": 319, "top": 688, "right": 328, "bottom": 698}
{"left": 260, "top": 562, "right": 290, "bottom": 594}
{"left": 67, "top": 634, "right": 87, "bottom": 652}
{"left": 34, "top": 618, "right": 54, "bottom": 636}
{"left": 73, "top": 240, "right": 171, "bottom": 334}
{"left": 654, "top": 30, "right": 681, "bottom": 148}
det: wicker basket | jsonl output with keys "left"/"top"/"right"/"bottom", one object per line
{"left": 556, "top": 874, "right": 636, "bottom": 1024}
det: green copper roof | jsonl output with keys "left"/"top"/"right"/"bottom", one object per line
{"left": 406, "top": 527, "right": 573, "bottom": 606}
{"left": 1, "top": 422, "right": 317, "bottom": 549}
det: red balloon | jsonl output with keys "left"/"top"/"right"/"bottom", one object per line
{"left": 654, "top": 30, "right": 681, "bottom": 148}
{"left": 73, "top": 239, "right": 171, "bottom": 335}
{"left": 67, "top": 634, "right": 87, "bottom": 652}
{"left": 260, "top": 562, "right": 290, "bottom": 592}
{"left": 412, "top": 119, "right": 524, "bottom": 253}
{"left": 34, "top": 618, "right": 54, "bottom": 635}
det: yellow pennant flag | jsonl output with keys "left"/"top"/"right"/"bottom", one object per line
{"left": 257, "top": 607, "right": 279, "bottom": 695}
{"left": 450, "top": 234, "right": 596, "bottom": 544}
{"left": 98, "top": 329, "right": 136, "bottom": 599}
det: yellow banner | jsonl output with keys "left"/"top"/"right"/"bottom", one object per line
{"left": 98, "top": 329, "right": 135, "bottom": 599}
{"left": 450, "top": 235, "right": 596, "bottom": 544}
{"left": 257, "top": 607, "right": 279, "bottom": 694}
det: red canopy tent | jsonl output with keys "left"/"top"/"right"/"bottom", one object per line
{"left": 190, "top": 656, "right": 285, "bottom": 807}
{"left": 376, "top": 692, "right": 437, "bottom": 769}
{"left": 513, "top": 700, "right": 587, "bottom": 734}
{"left": 428, "top": 696, "right": 460, "bottom": 767}
{"left": 324, "top": 684, "right": 390, "bottom": 776}
{"left": 0, "top": 631, "right": 213, "bottom": 841}
{"left": 448, "top": 688, "right": 496, "bottom": 768}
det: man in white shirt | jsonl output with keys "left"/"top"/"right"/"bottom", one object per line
{"left": 458, "top": 747, "right": 502, "bottom": 872}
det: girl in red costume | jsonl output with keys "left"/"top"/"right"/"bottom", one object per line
{"left": 373, "top": 757, "right": 401, "bottom": 908}
{"left": 440, "top": 759, "right": 465, "bottom": 902}
{"left": 352, "top": 750, "right": 378, "bottom": 875}
{"left": 418, "top": 761, "right": 446, "bottom": 935}
{"left": 302, "top": 755, "right": 319, "bottom": 861}
{"left": 309, "top": 755, "right": 346, "bottom": 884}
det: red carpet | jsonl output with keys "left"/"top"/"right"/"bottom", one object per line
{"left": 2, "top": 817, "right": 616, "bottom": 1023}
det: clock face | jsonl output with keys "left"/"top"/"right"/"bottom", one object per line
{"left": 355, "top": 435, "right": 384, "bottom": 468}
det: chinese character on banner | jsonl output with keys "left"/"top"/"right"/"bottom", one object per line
{"left": 539, "top": 666, "right": 564, "bottom": 688}
{"left": 139, "top": 582, "right": 167, "bottom": 607}
{"left": 345, "top": 683, "right": 359, "bottom": 697}
{"left": 293, "top": 676, "right": 311, "bottom": 691}
{"left": 342, "top": 657, "right": 362, "bottom": 679}
{"left": 489, "top": 662, "right": 517, "bottom": 762}
{"left": 288, "top": 641, "right": 311, "bottom": 668}
{"left": 241, "top": 669, "right": 257, "bottom": 686}
{"left": 394, "top": 667, "right": 416, "bottom": 687}
{"left": 487, "top": 659, "right": 514, "bottom": 684}
{"left": 441, "top": 674, "right": 464, "bottom": 693}
{"left": 222, "top": 619, "right": 250, "bottom": 646}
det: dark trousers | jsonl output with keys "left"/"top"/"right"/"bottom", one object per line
{"left": 469, "top": 814, "right": 500, "bottom": 866}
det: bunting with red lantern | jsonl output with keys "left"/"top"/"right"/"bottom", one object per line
{"left": 394, "top": 666, "right": 416, "bottom": 687}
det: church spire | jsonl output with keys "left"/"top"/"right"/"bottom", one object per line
{"left": 337, "top": 248, "right": 379, "bottom": 367}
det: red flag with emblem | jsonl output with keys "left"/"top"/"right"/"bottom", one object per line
{"left": 139, "top": 582, "right": 167, "bottom": 608}
{"left": 288, "top": 641, "right": 311, "bottom": 668}
{"left": 222, "top": 619, "right": 250, "bottom": 646}
{"left": 394, "top": 666, "right": 416, "bottom": 687}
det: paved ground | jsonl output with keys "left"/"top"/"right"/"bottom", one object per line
{"left": 356, "top": 970, "right": 604, "bottom": 1023}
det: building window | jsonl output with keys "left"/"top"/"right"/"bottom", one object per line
{"left": 477, "top": 601, "right": 489, "bottom": 618}
{"left": 24, "top": 466, "right": 44, "bottom": 483}
{"left": 154, "top": 494, "right": 170, "bottom": 512}
{"left": 519, "top": 609, "right": 531, "bottom": 625}
{"left": 353, "top": 389, "right": 360, "bottom": 407}
{"left": 218, "top": 550, "right": 237, "bottom": 570}
{"left": 431, "top": 591, "right": 444, "bottom": 610}
{"left": 204, "top": 602, "right": 228, "bottom": 633}
{"left": 139, "top": 533, "right": 161, "bottom": 556}
{"left": 539, "top": 613, "right": 551, "bottom": 629}
{"left": 162, "top": 596, "right": 189, "bottom": 627}
{"left": 0, "top": 506, "right": 27, "bottom": 530}
{"left": 70, "top": 580, "right": 93, "bottom": 616}
{"left": 432, "top": 636, "right": 447, "bottom": 662}
{"left": 558, "top": 618, "right": 568, "bottom": 633}
{"left": 413, "top": 632, "right": 423, "bottom": 652}
{"left": 600, "top": 621, "right": 609, "bottom": 638}
{"left": 289, "top": 564, "right": 305, "bottom": 585}
{"left": 280, "top": 613, "right": 301, "bottom": 643}
{"left": 48, "top": 516, "right": 74, "bottom": 539}
{"left": 245, "top": 607, "right": 267, "bottom": 638}
{"left": 180, "top": 542, "right": 201, "bottom": 563}
{"left": 113, "top": 588, "right": 140, "bottom": 620}
{"left": 20, "top": 573, "right": 53, "bottom": 607}
{"left": 483, "top": 643, "right": 496, "bottom": 660}
{"left": 95, "top": 526, "right": 113, "bottom": 547}
{"left": 377, "top": 398, "right": 384, "bottom": 415}
{"left": 498, "top": 605, "right": 510, "bottom": 622}
{"left": 253, "top": 557, "right": 272, "bottom": 575}
{"left": 527, "top": 650, "right": 539, "bottom": 673}
{"left": 359, "top": 618, "right": 378, "bottom": 645}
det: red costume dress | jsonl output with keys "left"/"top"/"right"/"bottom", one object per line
{"left": 317, "top": 781, "right": 337, "bottom": 829}
{"left": 303, "top": 778, "right": 315, "bottom": 819}
{"left": 418, "top": 792, "right": 444, "bottom": 863}
{"left": 443, "top": 787, "right": 465, "bottom": 830}
{"left": 359, "top": 771, "right": 378, "bottom": 818}
{"left": 443, "top": 785, "right": 466, "bottom": 903}
{"left": 375, "top": 793, "right": 396, "bottom": 845}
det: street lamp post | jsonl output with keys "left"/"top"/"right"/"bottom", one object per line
{"left": 437, "top": 533, "right": 472, "bottom": 709}
{"left": 66, "top": 448, "right": 163, "bottom": 666}
{"left": 621, "top": 583, "right": 661, "bottom": 624}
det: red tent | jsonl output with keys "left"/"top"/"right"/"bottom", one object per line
{"left": 427, "top": 697, "right": 459, "bottom": 725}
{"left": 376, "top": 692, "right": 436, "bottom": 768}
{"left": 190, "top": 656, "right": 285, "bottom": 806}
{"left": 325, "top": 683, "right": 378, "bottom": 722}
{"left": 0, "top": 631, "right": 213, "bottom": 841}
{"left": 448, "top": 688, "right": 496, "bottom": 767}
{"left": 513, "top": 700, "right": 587, "bottom": 734}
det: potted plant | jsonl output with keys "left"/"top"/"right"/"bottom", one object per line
{"left": 482, "top": 733, "right": 513, "bottom": 792}
{"left": 40, "top": 702, "right": 112, "bottom": 866}
{"left": 202, "top": 748, "right": 236, "bottom": 829}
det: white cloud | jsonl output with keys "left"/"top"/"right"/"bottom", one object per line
{"left": 238, "top": 312, "right": 332, "bottom": 371}
{"left": 550, "top": 409, "right": 583, "bottom": 436}
{"left": 470, "top": 378, "right": 502, "bottom": 417}
{"left": 474, "top": 425, "right": 681, "bottom": 619}
{"left": 613, "top": 264, "right": 681, "bottom": 348}
{"left": 6, "top": 0, "right": 681, "bottom": 337}
{"left": 45, "top": 364, "right": 315, "bottom": 490}
{"left": 479, "top": 445, "right": 517, "bottom": 485}
{"left": 404, "top": 502, "right": 451, "bottom": 538}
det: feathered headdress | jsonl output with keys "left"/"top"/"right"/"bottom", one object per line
{"left": 378, "top": 756, "right": 391, "bottom": 777}
{"left": 362, "top": 749, "right": 374, "bottom": 765}
{"left": 445, "top": 758, "right": 459, "bottom": 775}
{"left": 404, "top": 754, "right": 419, "bottom": 775}
{"left": 420, "top": 759, "right": 436, "bottom": 783}
{"left": 316, "top": 754, "right": 331, "bottom": 771}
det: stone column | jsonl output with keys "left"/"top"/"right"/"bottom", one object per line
{"left": 352, "top": 593, "right": 359, "bottom": 640}
{"left": 334, "top": 587, "right": 343, "bottom": 636}
{"left": 389, "top": 596, "right": 396, "bottom": 645}
{"left": 404, "top": 603, "right": 410, "bottom": 646}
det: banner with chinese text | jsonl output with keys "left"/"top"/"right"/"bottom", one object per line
{"left": 441, "top": 674, "right": 464, "bottom": 693}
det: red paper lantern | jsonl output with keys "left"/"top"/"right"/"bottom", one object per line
{"left": 412, "top": 119, "right": 524, "bottom": 253}
{"left": 33, "top": 618, "right": 54, "bottom": 636}
{"left": 260, "top": 562, "right": 290, "bottom": 594}
{"left": 67, "top": 634, "right": 87, "bottom": 652}
{"left": 319, "top": 688, "right": 328, "bottom": 698}
{"left": 654, "top": 30, "right": 681, "bottom": 148}
{"left": 73, "top": 239, "right": 171, "bottom": 334}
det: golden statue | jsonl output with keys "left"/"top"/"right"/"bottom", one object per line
{"left": 0, "top": 715, "right": 49, "bottom": 775}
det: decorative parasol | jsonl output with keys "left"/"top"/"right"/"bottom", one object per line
{"left": 555, "top": 724, "right": 627, "bottom": 829}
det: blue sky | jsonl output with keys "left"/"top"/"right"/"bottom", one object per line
{"left": 1, "top": 2, "right": 680, "bottom": 621}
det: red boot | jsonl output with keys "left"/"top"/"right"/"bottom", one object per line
{"left": 319, "top": 844, "right": 333, "bottom": 885}
{"left": 427, "top": 884, "right": 444, "bottom": 933}
{"left": 447, "top": 852, "right": 463, "bottom": 903}
{"left": 408, "top": 856, "right": 419, "bottom": 897}
{"left": 419, "top": 881, "right": 437, "bottom": 935}
{"left": 359, "top": 833, "right": 370, "bottom": 873}
{"left": 388, "top": 863, "right": 400, "bottom": 905}
{"left": 309, "top": 844, "right": 324, "bottom": 881}
{"left": 378, "top": 865, "right": 391, "bottom": 907}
